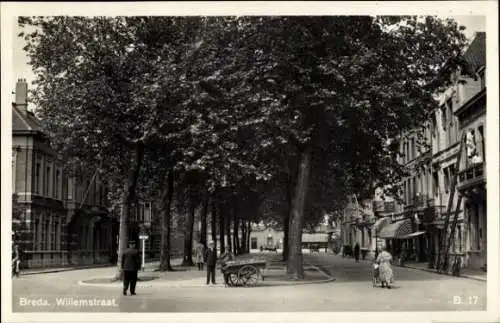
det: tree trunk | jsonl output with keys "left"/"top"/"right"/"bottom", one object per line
{"left": 282, "top": 213, "right": 290, "bottom": 261}
{"left": 219, "top": 200, "right": 225, "bottom": 254}
{"left": 159, "top": 167, "right": 174, "bottom": 271}
{"left": 234, "top": 218, "right": 240, "bottom": 255}
{"left": 211, "top": 194, "right": 217, "bottom": 249}
{"left": 115, "top": 142, "right": 144, "bottom": 280}
{"left": 286, "top": 149, "right": 311, "bottom": 280}
{"left": 200, "top": 190, "right": 209, "bottom": 251}
{"left": 240, "top": 220, "right": 245, "bottom": 254}
{"left": 246, "top": 221, "right": 251, "bottom": 254}
{"left": 182, "top": 188, "right": 195, "bottom": 266}
{"left": 226, "top": 211, "right": 232, "bottom": 253}
{"left": 283, "top": 160, "right": 296, "bottom": 261}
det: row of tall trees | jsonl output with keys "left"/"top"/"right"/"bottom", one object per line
{"left": 18, "top": 15, "right": 468, "bottom": 279}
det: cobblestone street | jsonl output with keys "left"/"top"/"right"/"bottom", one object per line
{"left": 12, "top": 253, "right": 486, "bottom": 312}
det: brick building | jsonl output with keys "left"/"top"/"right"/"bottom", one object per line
{"left": 12, "top": 79, "right": 118, "bottom": 268}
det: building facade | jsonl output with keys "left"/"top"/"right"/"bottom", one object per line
{"left": 249, "top": 222, "right": 332, "bottom": 253}
{"left": 12, "top": 79, "right": 118, "bottom": 268}
{"left": 454, "top": 32, "right": 486, "bottom": 270}
{"left": 341, "top": 196, "right": 376, "bottom": 256}
{"left": 369, "top": 32, "right": 486, "bottom": 270}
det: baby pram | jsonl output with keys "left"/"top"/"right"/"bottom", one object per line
{"left": 372, "top": 262, "right": 381, "bottom": 287}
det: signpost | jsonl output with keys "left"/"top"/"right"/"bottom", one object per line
{"left": 139, "top": 234, "right": 148, "bottom": 271}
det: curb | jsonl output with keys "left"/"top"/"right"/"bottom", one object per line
{"left": 20, "top": 264, "right": 112, "bottom": 276}
{"left": 19, "top": 261, "right": 163, "bottom": 276}
{"left": 403, "top": 265, "right": 487, "bottom": 282}
{"left": 78, "top": 266, "right": 336, "bottom": 288}
{"left": 305, "top": 262, "right": 336, "bottom": 282}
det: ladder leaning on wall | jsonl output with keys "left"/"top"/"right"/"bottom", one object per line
{"left": 435, "top": 131, "right": 467, "bottom": 274}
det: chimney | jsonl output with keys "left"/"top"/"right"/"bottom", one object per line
{"left": 15, "top": 78, "right": 28, "bottom": 114}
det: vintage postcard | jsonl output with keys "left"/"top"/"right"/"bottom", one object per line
{"left": 1, "top": 2, "right": 498, "bottom": 323}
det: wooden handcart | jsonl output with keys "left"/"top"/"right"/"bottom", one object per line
{"left": 221, "top": 259, "right": 267, "bottom": 287}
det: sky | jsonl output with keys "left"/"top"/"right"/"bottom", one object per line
{"left": 11, "top": 15, "right": 486, "bottom": 106}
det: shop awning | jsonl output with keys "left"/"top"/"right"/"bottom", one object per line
{"left": 373, "top": 217, "right": 390, "bottom": 233}
{"left": 399, "top": 231, "right": 426, "bottom": 239}
{"left": 378, "top": 218, "right": 413, "bottom": 239}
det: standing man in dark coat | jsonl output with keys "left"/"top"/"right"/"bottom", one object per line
{"left": 354, "top": 243, "right": 361, "bottom": 263}
{"left": 205, "top": 241, "right": 217, "bottom": 285}
{"left": 122, "top": 240, "right": 141, "bottom": 295}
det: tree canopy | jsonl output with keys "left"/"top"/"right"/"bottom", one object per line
{"left": 19, "top": 15, "right": 468, "bottom": 278}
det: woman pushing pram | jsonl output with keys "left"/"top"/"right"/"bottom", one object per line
{"left": 372, "top": 247, "right": 394, "bottom": 288}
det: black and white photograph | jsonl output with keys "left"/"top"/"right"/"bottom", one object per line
{"left": 1, "top": 2, "right": 498, "bottom": 323}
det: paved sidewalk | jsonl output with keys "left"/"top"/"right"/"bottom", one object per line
{"left": 337, "top": 253, "right": 486, "bottom": 282}
{"left": 77, "top": 253, "right": 334, "bottom": 288}
{"left": 403, "top": 261, "right": 487, "bottom": 282}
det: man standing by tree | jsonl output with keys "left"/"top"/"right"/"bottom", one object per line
{"left": 121, "top": 240, "right": 141, "bottom": 296}
{"left": 205, "top": 241, "right": 217, "bottom": 285}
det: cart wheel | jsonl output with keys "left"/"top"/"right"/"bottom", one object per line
{"left": 238, "top": 265, "right": 258, "bottom": 287}
{"left": 227, "top": 273, "right": 240, "bottom": 287}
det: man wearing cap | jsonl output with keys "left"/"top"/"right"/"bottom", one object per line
{"left": 122, "top": 240, "right": 141, "bottom": 295}
{"left": 204, "top": 241, "right": 217, "bottom": 285}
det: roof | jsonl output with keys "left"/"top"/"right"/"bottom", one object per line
{"left": 463, "top": 32, "right": 486, "bottom": 74}
{"left": 12, "top": 105, "right": 43, "bottom": 133}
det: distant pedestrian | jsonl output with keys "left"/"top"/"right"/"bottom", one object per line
{"left": 205, "top": 241, "right": 217, "bottom": 285}
{"left": 193, "top": 241, "right": 205, "bottom": 271}
{"left": 122, "top": 240, "right": 141, "bottom": 296}
{"left": 376, "top": 247, "right": 394, "bottom": 289}
{"left": 12, "top": 244, "right": 21, "bottom": 278}
{"left": 354, "top": 243, "right": 360, "bottom": 263}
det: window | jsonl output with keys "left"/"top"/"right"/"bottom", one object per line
{"left": 34, "top": 219, "right": 39, "bottom": 250}
{"left": 43, "top": 219, "right": 49, "bottom": 250}
{"left": 431, "top": 114, "right": 437, "bottom": 137}
{"left": 441, "top": 106, "right": 447, "bottom": 130}
{"left": 46, "top": 166, "right": 51, "bottom": 197}
{"left": 51, "top": 218, "right": 57, "bottom": 250}
{"left": 478, "top": 68, "right": 485, "bottom": 89}
{"left": 475, "top": 204, "right": 481, "bottom": 250}
{"left": 433, "top": 172, "right": 439, "bottom": 196}
{"left": 478, "top": 125, "right": 484, "bottom": 162}
{"left": 457, "top": 224, "right": 462, "bottom": 252}
{"left": 251, "top": 237, "right": 258, "bottom": 250}
{"left": 267, "top": 236, "right": 274, "bottom": 247}
{"left": 55, "top": 170, "right": 60, "bottom": 199}
{"left": 56, "top": 219, "right": 61, "bottom": 250}
{"left": 412, "top": 177, "right": 417, "bottom": 200}
{"left": 444, "top": 168, "right": 450, "bottom": 193}
{"left": 35, "top": 162, "right": 41, "bottom": 194}
{"left": 403, "top": 142, "right": 407, "bottom": 163}
{"left": 67, "top": 178, "right": 73, "bottom": 200}
{"left": 154, "top": 236, "right": 161, "bottom": 251}
{"left": 467, "top": 204, "right": 473, "bottom": 249}
{"left": 466, "top": 129, "right": 478, "bottom": 166}
{"left": 410, "top": 138, "right": 415, "bottom": 160}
